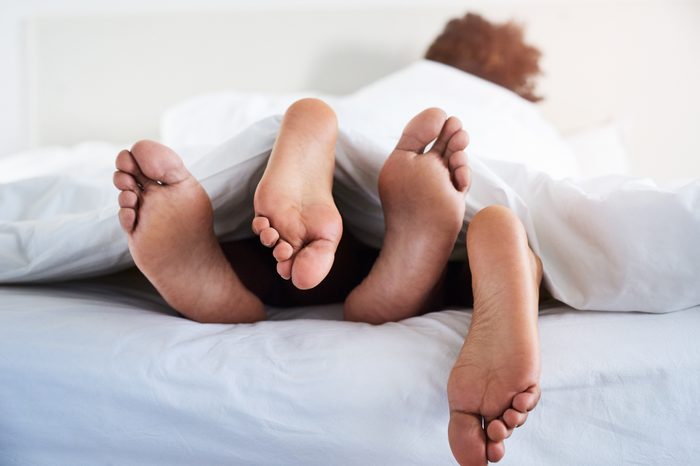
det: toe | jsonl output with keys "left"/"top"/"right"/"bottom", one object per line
{"left": 113, "top": 171, "right": 140, "bottom": 192}
{"left": 277, "top": 259, "right": 293, "bottom": 280}
{"left": 115, "top": 149, "right": 139, "bottom": 174}
{"left": 429, "top": 116, "right": 462, "bottom": 155}
{"left": 512, "top": 385, "right": 541, "bottom": 413}
{"left": 395, "top": 108, "right": 447, "bottom": 154}
{"left": 118, "top": 190, "right": 138, "bottom": 208}
{"left": 273, "top": 240, "right": 294, "bottom": 262}
{"left": 454, "top": 166, "right": 471, "bottom": 192}
{"left": 446, "top": 129, "right": 470, "bottom": 158}
{"left": 118, "top": 208, "right": 136, "bottom": 233}
{"left": 503, "top": 408, "right": 528, "bottom": 429}
{"left": 259, "top": 227, "right": 280, "bottom": 247}
{"left": 448, "top": 411, "right": 487, "bottom": 466}
{"left": 115, "top": 150, "right": 149, "bottom": 187}
{"left": 486, "top": 419, "right": 511, "bottom": 442}
{"left": 449, "top": 152, "right": 471, "bottom": 192}
{"left": 448, "top": 150, "right": 468, "bottom": 171}
{"left": 252, "top": 216, "right": 270, "bottom": 235}
{"left": 290, "top": 238, "right": 336, "bottom": 290}
{"left": 486, "top": 439, "right": 506, "bottom": 463}
{"left": 129, "top": 140, "right": 189, "bottom": 185}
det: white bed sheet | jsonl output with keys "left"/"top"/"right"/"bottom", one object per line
{"left": 1, "top": 278, "right": 699, "bottom": 465}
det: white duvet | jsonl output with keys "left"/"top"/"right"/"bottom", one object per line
{"left": 1, "top": 60, "right": 699, "bottom": 313}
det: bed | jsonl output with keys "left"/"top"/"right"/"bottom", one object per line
{"left": 2, "top": 276, "right": 700, "bottom": 465}
{"left": 2, "top": 5, "right": 700, "bottom": 465}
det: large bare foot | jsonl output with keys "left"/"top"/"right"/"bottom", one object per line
{"left": 252, "top": 98, "right": 343, "bottom": 290}
{"left": 447, "top": 206, "right": 542, "bottom": 465}
{"left": 343, "top": 108, "right": 471, "bottom": 323}
{"left": 113, "top": 140, "right": 264, "bottom": 323}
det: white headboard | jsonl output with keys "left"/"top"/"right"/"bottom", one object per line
{"left": 24, "top": 3, "right": 700, "bottom": 182}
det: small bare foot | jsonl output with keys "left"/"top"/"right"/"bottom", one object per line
{"left": 113, "top": 140, "right": 264, "bottom": 323}
{"left": 344, "top": 108, "right": 471, "bottom": 323}
{"left": 447, "top": 206, "right": 542, "bottom": 465}
{"left": 252, "top": 98, "right": 343, "bottom": 290}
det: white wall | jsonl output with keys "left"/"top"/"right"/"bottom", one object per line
{"left": 2, "top": 0, "right": 404, "bottom": 156}
{"left": 0, "top": 0, "right": 483, "bottom": 157}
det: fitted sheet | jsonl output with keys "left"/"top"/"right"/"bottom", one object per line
{"left": 1, "top": 277, "right": 699, "bottom": 465}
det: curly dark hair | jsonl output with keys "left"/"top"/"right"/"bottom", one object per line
{"left": 425, "top": 13, "right": 543, "bottom": 102}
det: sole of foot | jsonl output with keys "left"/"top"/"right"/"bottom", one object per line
{"left": 252, "top": 98, "right": 343, "bottom": 290}
{"left": 447, "top": 206, "right": 543, "bottom": 464}
{"left": 114, "top": 140, "right": 264, "bottom": 323}
{"left": 344, "top": 107, "right": 471, "bottom": 323}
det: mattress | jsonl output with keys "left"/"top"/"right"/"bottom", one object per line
{"left": 2, "top": 272, "right": 699, "bottom": 465}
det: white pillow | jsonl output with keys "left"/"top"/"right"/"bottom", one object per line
{"left": 337, "top": 60, "right": 580, "bottom": 179}
{"left": 564, "top": 121, "right": 629, "bottom": 178}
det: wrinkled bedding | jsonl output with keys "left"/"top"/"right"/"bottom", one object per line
{"left": 1, "top": 279, "right": 699, "bottom": 465}
{"left": 1, "top": 63, "right": 699, "bottom": 312}
{"left": 1, "top": 59, "right": 699, "bottom": 466}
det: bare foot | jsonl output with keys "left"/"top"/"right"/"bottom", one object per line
{"left": 447, "top": 206, "right": 542, "bottom": 465}
{"left": 344, "top": 108, "right": 471, "bottom": 323}
{"left": 113, "top": 140, "right": 264, "bottom": 323}
{"left": 252, "top": 98, "right": 343, "bottom": 290}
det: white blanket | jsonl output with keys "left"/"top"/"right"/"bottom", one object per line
{"left": 1, "top": 61, "right": 698, "bottom": 312}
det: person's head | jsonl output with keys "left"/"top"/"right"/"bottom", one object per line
{"left": 425, "top": 13, "right": 543, "bottom": 102}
